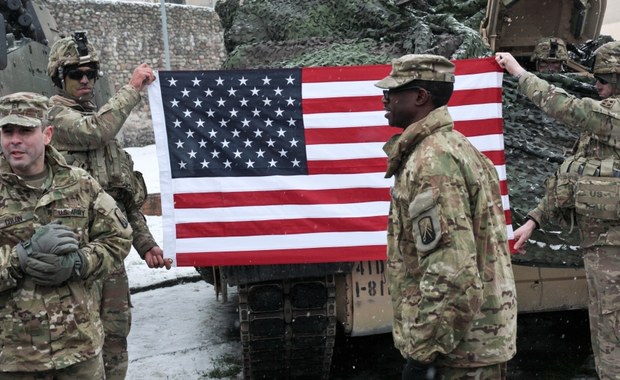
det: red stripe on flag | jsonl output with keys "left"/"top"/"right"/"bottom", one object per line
{"left": 505, "top": 210, "right": 512, "bottom": 225}
{"left": 302, "top": 65, "right": 391, "bottom": 82}
{"left": 481, "top": 150, "right": 505, "bottom": 166}
{"left": 305, "top": 126, "right": 396, "bottom": 144}
{"left": 454, "top": 118, "right": 504, "bottom": 137}
{"left": 176, "top": 246, "right": 388, "bottom": 266}
{"left": 499, "top": 180, "right": 509, "bottom": 196}
{"left": 448, "top": 88, "right": 502, "bottom": 107}
{"left": 308, "top": 158, "right": 387, "bottom": 175}
{"left": 176, "top": 216, "right": 388, "bottom": 238}
{"left": 174, "top": 188, "right": 391, "bottom": 208}
{"left": 303, "top": 96, "right": 382, "bottom": 114}
{"left": 453, "top": 57, "right": 503, "bottom": 75}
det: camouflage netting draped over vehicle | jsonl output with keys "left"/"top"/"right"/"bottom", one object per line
{"left": 215, "top": 0, "right": 490, "bottom": 68}
{"left": 214, "top": 0, "right": 616, "bottom": 268}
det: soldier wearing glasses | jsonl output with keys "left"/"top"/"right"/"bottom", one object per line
{"left": 377, "top": 54, "right": 517, "bottom": 380}
{"left": 45, "top": 31, "right": 168, "bottom": 380}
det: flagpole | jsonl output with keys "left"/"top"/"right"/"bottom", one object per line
{"left": 159, "top": 0, "right": 171, "bottom": 70}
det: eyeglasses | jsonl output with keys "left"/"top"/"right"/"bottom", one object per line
{"left": 382, "top": 85, "right": 424, "bottom": 101}
{"left": 65, "top": 69, "right": 98, "bottom": 81}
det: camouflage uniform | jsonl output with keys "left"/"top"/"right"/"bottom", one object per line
{"left": 521, "top": 41, "right": 620, "bottom": 379}
{"left": 377, "top": 55, "right": 517, "bottom": 379}
{"left": 0, "top": 93, "right": 133, "bottom": 378}
{"left": 46, "top": 35, "right": 156, "bottom": 380}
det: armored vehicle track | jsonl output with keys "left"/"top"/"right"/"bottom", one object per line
{"left": 238, "top": 276, "right": 336, "bottom": 379}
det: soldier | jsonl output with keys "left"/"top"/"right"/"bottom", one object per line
{"left": 531, "top": 37, "right": 569, "bottom": 74}
{"left": 45, "top": 32, "right": 169, "bottom": 379}
{"left": 376, "top": 54, "right": 517, "bottom": 379}
{"left": 497, "top": 41, "right": 620, "bottom": 379}
{"left": 0, "top": 92, "right": 132, "bottom": 379}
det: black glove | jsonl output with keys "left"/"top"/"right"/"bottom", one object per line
{"left": 24, "top": 250, "right": 85, "bottom": 286}
{"left": 402, "top": 358, "right": 437, "bottom": 380}
{"left": 16, "top": 223, "right": 79, "bottom": 266}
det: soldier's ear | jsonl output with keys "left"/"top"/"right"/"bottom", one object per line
{"left": 414, "top": 87, "right": 432, "bottom": 107}
{"left": 42, "top": 124, "right": 53, "bottom": 144}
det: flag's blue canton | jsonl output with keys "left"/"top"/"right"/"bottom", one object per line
{"left": 159, "top": 69, "right": 307, "bottom": 178}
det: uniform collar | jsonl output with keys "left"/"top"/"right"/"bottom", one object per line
{"left": 383, "top": 106, "right": 453, "bottom": 178}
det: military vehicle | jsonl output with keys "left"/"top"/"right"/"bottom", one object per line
{"left": 0, "top": 0, "right": 111, "bottom": 101}
{"left": 192, "top": 1, "right": 609, "bottom": 379}
{"left": 481, "top": 0, "right": 608, "bottom": 72}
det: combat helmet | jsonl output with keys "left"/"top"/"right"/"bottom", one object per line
{"left": 531, "top": 37, "right": 569, "bottom": 63}
{"left": 47, "top": 31, "right": 100, "bottom": 88}
{"left": 592, "top": 41, "right": 620, "bottom": 89}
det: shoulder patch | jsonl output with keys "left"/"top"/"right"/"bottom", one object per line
{"left": 409, "top": 190, "right": 442, "bottom": 255}
{"left": 600, "top": 98, "right": 617, "bottom": 110}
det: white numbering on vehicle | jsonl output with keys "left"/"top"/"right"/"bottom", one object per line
{"left": 354, "top": 260, "right": 389, "bottom": 298}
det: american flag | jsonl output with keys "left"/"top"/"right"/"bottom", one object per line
{"left": 148, "top": 57, "right": 512, "bottom": 266}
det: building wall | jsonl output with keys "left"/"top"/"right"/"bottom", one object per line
{"left": 43, "top": 0, "right": 226, "bottom": 145}
{"left": 118, "top": 0, "right": 216, "bottom": 7}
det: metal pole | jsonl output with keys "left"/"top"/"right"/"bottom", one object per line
{"left": 159, "top": 0, "right": 171, "bottom": 70}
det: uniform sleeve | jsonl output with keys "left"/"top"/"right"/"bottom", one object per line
{"left": 125, "top": 197, "right": 158, "bottom": 257}
{"left": 0, "top": 247, "right": 22, "bottom": 292}
{"left": 49, "top": 84, "right": 141, "bottom": 151}
{"left": 404, "top": 156, "right": 484, "bottom": 363}
{"left": 79, "top": 184, "right": 133, "bottom": 280}
{"left": 518, "top": 72, "right": 599, "bottom": 135}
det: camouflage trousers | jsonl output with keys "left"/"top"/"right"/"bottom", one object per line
{"left": 437, "top": 363, "right": 506, "bottom": 380}
{"left": 100, "top": 264, "right": 132, "bottom": 380}
{"left": 583, "top": 245, "right": 620, "bottom": 380}
{"left": 402, "top": 361, "right": 506, "bottom": 380}
{"left": 0, "top": 352, "right": 104, "bottom": 380}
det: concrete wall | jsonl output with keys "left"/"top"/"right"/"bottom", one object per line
{"left": 43, "top": 0, "right": 226, "bottom": 146}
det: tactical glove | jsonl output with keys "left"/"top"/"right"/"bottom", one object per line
{"left": 24, "top": 250, "right": 85, "bottom": 286}
{"left": 402, "top": 358, "right": 437, "bottom": 380}
{"left": 16, "top": 222, "right": 79, "bottom": 261}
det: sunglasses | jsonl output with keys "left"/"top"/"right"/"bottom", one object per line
{"left": 66, "top": 69, "right": 98, "bottom": 81}
{"left": 595, "top": 76, "right": 609, "bottom": 85}
{"left": 382, "top": 85, "right": 425, "bottom": 101}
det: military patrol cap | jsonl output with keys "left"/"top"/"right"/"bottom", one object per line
{"left": 531, "top": 37, "right": 569, "bottom": 62}
{"left": 375, "top": 54, "right": 455, "bottom": 89}
{"left": 0, "top": 92, "right": 49, "bottom": 128}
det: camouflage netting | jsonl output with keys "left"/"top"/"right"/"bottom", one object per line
{"left": 215, "top": 0, "right": 490, "bottom": 68}
{"left": 214, "top": 0, "right": 616, "bottom": 268}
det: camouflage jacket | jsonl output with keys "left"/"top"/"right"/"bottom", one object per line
{"left": 48, "top": 85, "right": 157, "bottom": 257}
{"left": 383, "top": 106, "right": 517, "bottom": 367}
{"left": 0, "top": 146, "right": 132, "bottom": 372}
{"left": 520, "top": 72, "right": 620, "bottom": 245}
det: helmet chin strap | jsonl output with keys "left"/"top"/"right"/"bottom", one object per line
{"left": 58, "top": 66, "right": 65, "bottom": 90}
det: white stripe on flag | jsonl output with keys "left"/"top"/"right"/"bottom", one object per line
{"left": 176, "top": 231, "right": 388, "bottom": 253}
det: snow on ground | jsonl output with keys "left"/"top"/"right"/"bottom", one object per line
{"left": 124, "top": 146, "right": 242, "bottom": 380}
